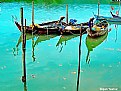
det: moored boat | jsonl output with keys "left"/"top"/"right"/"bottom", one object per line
{"left": 15, "top": 18, "right": 89, "bottom": 35}
{"left": 86, "top": 20, "right": 108, "bottom": 37}
{"left": 85, "top": 32, "right": 108, "bottom": 63}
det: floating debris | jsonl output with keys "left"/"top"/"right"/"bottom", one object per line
{"left": 1, "top": 66, "right": 6, "bottom": 70}
{"left": 104, "top": 48, "right": 114, "bottom": 51}
{"left": 63, "top": 87, "right": 66, "bottom": 89}
{"left": 71, "top": 71, "right": 76, "bottom": 74}
{"left": 48, "top": 44, "right": 52, "bottom": 46}
{"left": 31, "top": 74, "right": 35, "bottom": 78}
{"left": 59, "top": 64, "right": 62, "bottom": 67}
{"left": 81, "top": 70, "right": 84, "bottom": 72}
{"left": 117, "top": 49, "right": 121, "bottom": 52}
{"left": 63, "top": 77, "right": 66, "bottom": 80}
{"left": 118, "top": 62, "right": 120, "bottom": 64}
{"left": 102, "top": 64, "right": 105, "bottom": 67}
{"left": 109, "top": 65, "right": 112, "bottom": 68}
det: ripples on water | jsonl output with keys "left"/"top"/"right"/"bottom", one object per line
{"left": 0, "top": 2, "right": 121, "bottom": 91}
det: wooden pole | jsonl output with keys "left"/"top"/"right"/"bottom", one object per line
{"left": 66, "top": 4, "right": 68, "bottom": 24}
{"left": 98, "top": 0, "right": 100, "bottom": 16}
{"left": 21, "top": 7, "right": 26, "bottom": 82}
{"left": 32, "top": 0, "right": 34, "bottom": 30}
{"left": 24, "top": 82, "right": 27, "bottom": 91}
{"left": 76, "top": 26, "right": 82, "bottom": 91}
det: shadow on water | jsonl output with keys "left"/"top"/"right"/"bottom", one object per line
{"left": 85, "top": 32, "right": 108, "bottom": 64}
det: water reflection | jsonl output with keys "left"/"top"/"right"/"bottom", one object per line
{"left": 85, "top": 32, "right": 108, "bottom": 64}
{"left": 114, "top": 24, "right": 118, "bottom": 42}
{"left": 13, "top": 34, "right": 58, "bottom": 61}
{"left": 76, "top": 34, "right": 82, "bottom": 91}
{"left": 56, "top": 35, "right": 79, "bottom": 52}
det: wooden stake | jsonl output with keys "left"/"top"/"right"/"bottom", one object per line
{"left": 21, "top": 7, "right": 26, "bottom": 82}
{"left": 32, "top": 0, "right": 34, "bottom": 29}
{"left": 76, "top": 27, "right": 82, "bottom": 91}
{"left": 66, "top": 4, "right": 68, "bottom": 24}
{"left": 24, "top": 82, "right": 27, "bottom": 91}
{"left": 98, "top": 0, "right": 100, "bottom": 16}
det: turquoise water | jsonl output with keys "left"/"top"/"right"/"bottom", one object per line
{"left": 0, "top": 2, "right": 121, "bottom": 91}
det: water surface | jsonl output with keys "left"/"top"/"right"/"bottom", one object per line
{"left": 0, "top": 2, "right": 121, "bottom": 91}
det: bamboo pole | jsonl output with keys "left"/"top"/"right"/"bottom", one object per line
{"left": 21, "top": 7, "right": 26, "bottom": 82}
{"left": 66, "top": 4, "right": 68, "bottom": 24}
{"left": 32, "top": 0, "right": 34, "bottom": 28}
{"left": 24, "top": 82, "right": 27, "bottom": 91}
{"left": 76, "top": 26, "right": 82, "bottom": 91}
{"left": 98, "top": 0, "right": 100, "bottom": 16}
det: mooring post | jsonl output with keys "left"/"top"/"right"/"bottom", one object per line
{"left": 24, "top": 81, "right": 27, "bottom": 91}
{"left": 24, "top": 19, "right": 26, "bottom": 47}
{"left": 76, "top": 26, "right": 82, "bottom": 91}
{"left": 66, "top": 4, "right": 68, "bottom": 24}
{"left": 21, "top": 7, "right": 26, "bottom": 82}
{"left": 98, "top": 0, "right": 100, "bottom": 16}
{"left": 32, "top": 0, "right": 34, "bottom": 33}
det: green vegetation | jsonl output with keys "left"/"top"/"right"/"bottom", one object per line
{"left": 0, "top": 0, "right": 111, "bottom": 4}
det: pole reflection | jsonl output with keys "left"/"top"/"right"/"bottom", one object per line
{"left": 76, "top": 28, "right": 82, "bottom": 91}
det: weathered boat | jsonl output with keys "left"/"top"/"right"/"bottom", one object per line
{"left": 85, "top": 32, "right": 108, "bottom": 63}
{"left": 15, "top": 16, "right": 89, "bottom": 35}
{"left": 61, "top": 24, "right": 88, "bottom": 35}
{"left": 15, "top": 21, "right": 88, "bottom": 35}
{"left": 15, "top": 21, "right": 63, "bottom": 35}
{"left": 86, "top": 20, "right": 108, "bottom": 37}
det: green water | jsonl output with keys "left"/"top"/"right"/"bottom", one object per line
{"left": 0, "top": 2, "right": 121, "bottom": 91}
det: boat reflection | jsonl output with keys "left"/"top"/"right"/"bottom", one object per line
{"left": 56, "top": 35, "right": 79, "bottom": 52}
{"left": 13, "top": 34, "right": 58, "bottom": 61}
{"left": 85, "top": 32, "right": 108, "bottom": 64}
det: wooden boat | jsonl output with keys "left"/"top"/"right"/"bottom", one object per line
{"left": 61, "top": 24, "right": 88, "bottom": 35}
{"left": 15, "top": 16, "right": 67, "bottom": 35}
{"left": 85, "top": 32, "right": 108, "bottom": 63}
{"left": 15, "top": 21, "right": 88, "bottom": 35}
{"left": 15, "top": 16, "right": 89, "bottom": 35}
{"left": 94, "top": 14, "right": 112, "bottom": 20}
{"left": 86, "top": 20, "right": 108, "bottom": 37}
{"left": 15, "top": 21, "right": 63, "bottom": 35}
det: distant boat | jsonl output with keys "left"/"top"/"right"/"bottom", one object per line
{"left": 85, "top": 31, "right": 108, "bottom": 63}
